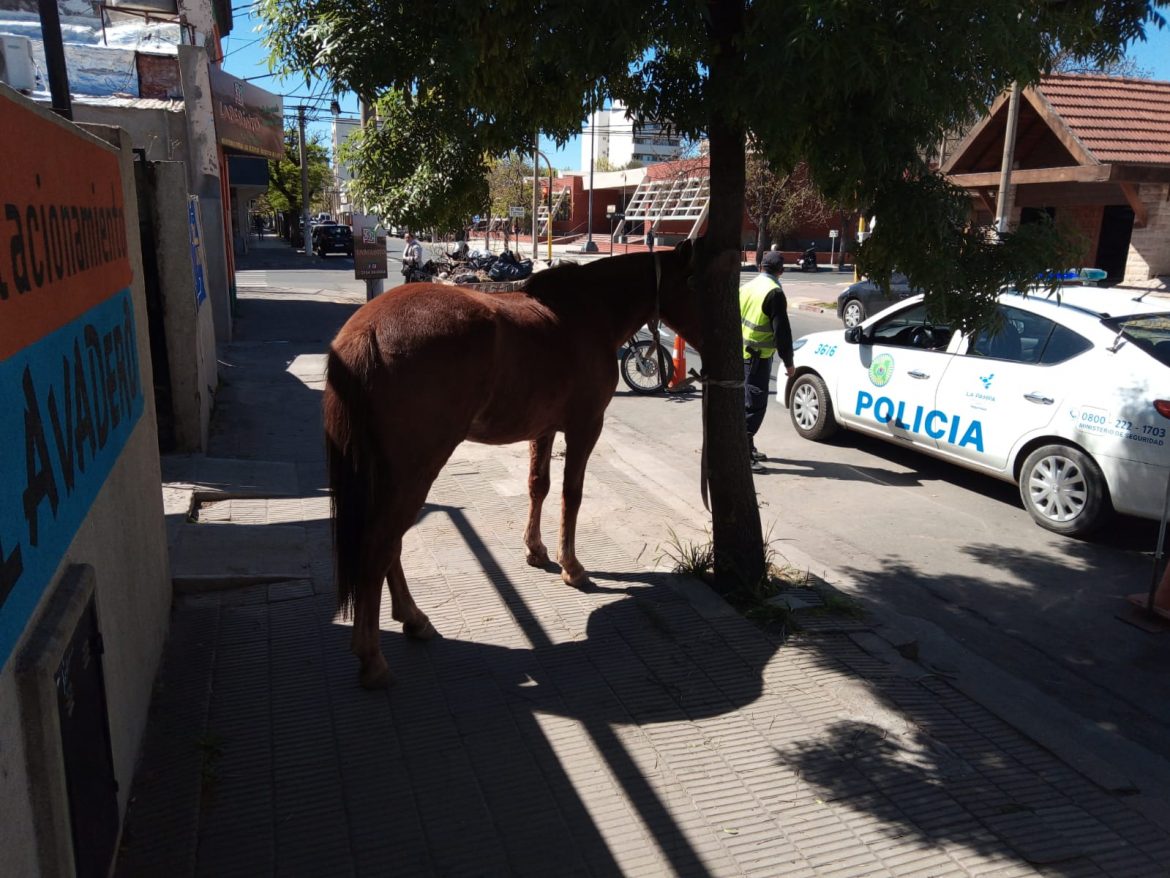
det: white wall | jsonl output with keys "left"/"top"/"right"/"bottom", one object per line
{"left": 0, "top": 93, "right": 170, "bottom": 878}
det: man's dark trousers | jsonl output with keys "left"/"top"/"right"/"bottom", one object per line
{"left": 744, "top": 353, "right": 773, "bottom": 439}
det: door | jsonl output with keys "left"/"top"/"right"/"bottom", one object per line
{"left": 836, "top": 302, "right": 960, "bottom": 450}
{"left": 937, "top": 304, "right": 1079, "bottom": 471}
{"left": 1096, "top": 205, "right": 1135, "bottom": 281}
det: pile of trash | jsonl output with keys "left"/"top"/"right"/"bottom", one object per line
{"left": 450, "top": 249, "right": 534, "bottom": 284}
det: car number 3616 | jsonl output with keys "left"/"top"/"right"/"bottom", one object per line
{"left": 814, "top": 344, "right": 837, "bottom": 357}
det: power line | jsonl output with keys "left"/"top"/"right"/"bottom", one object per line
{"left": 222, "top": 36, "right": 263, "bottom": 59}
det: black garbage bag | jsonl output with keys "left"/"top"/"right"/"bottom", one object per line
{"left": 488, "top": 258, "right": 534, "bottom": 281}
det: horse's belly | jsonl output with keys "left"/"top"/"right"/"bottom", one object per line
{"left": 467, "top": 409, "right": 559, "bottom": 445}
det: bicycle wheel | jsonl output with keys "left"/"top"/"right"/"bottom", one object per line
{"left": 620, "top": 340, "right": 675, "bottom": 394}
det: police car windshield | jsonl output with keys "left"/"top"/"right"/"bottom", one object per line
{"left": 1102, "top": 314, "right": 1170, "bottom": 367}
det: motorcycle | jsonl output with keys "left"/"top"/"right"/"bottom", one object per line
{"left": 620, "top": 328, "right": 675, "bottom": 394}
{"left": 798, "top": 246, "right": 818, "bottom": 272}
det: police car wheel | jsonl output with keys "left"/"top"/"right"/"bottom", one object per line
{"left": 1019, "top": 444, "right": 1110, "bottom": 536}
{"left": 842, "top": 299, "right": 865, "bottom": 328}
{"left": 789, "top": 374, "right": 838, "bottom": 441}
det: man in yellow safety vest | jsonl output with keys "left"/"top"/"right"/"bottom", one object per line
{"left": 740, "top": 251, "right": 795, "bottom": 472}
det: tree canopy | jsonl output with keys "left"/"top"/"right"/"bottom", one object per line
{"left": 260, "top": 0, "right": 1167, "bottom": 590}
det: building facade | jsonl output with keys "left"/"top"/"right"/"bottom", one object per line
{"left": 580, "top": 100, "right": 683, "bottom": 170}
{"left": 943, "top": 73, "right": 1170, "bottom": 287}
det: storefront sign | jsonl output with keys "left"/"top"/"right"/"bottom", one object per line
{"left": 0, "top": 94, "right": 141, "bottom": 668}
{"left": 354, "top": 226, "right": 388, "bottom": 280}
{"left": 208, "top": 67, "right": 284, "bottom": 160}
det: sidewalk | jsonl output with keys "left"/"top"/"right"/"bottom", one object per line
{"left": 116, "top": 246, "right": 1170, "bottom": 876}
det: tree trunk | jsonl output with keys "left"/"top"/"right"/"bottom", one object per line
{"left": 754, "top": 214, "right": 768, "bottom": 269}
{"left": 703, "top": 0, "right": 765, "bottom": 594}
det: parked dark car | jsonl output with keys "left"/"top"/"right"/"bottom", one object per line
{"left": 836, "top": 272, "right": 916, "bottom": 327}
{"left": 312, "top": 223, "right": 354, "bottom": 258}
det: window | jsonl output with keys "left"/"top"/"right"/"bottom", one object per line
{"left": 869, "top": 303, "right": 952, "bottom": 351}
{"left": 965, "top": 305, "right": 1091, "bottom": 364}
{"left": 1102, "top": 314, "right": 1170, "bottom": 368}
{"left": 1038, "top": 324, "right": 1092, "bottom": 364}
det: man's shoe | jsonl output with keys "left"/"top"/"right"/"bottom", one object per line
{"left": 750, "top": 458, "right": 766, "bottom": 474}
{"left": 750, "top": 446, "right": 766, "bottom": 462}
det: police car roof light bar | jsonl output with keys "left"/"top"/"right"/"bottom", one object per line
{"left": 1155, "top": 400, "right": 1170, "bottom": 420}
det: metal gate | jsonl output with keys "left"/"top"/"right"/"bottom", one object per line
{"left": 54, "top": 598, "right": 119, "bottom": 878}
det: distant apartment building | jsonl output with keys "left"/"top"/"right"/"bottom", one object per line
{"left": 580, "top": 100, "right": 682, "bottom": 169}
{"left": 332, "top": 116, "right": 361, "bottom": 220}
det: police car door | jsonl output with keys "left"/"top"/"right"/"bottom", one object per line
{"left": 837, "top": 302, "right": 960, "bottom": 450}
{"left": 935, "top": 304, "right": 1070, "bottom": 472}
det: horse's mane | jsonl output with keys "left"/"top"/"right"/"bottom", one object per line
{"left": 524, "top": 254, "right": 645, "bottom": 304}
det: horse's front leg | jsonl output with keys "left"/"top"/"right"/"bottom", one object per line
{"left": 524, "top": 434, "right": 554, "bottom": 567}
{"left": 559, "top": 418, "right": 604, "bottom": 587}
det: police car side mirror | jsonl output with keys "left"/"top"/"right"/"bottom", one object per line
{"left": 844, "top": 326, "right": 863, "bottom": 344}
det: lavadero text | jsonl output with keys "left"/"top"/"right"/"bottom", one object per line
{"left": 0, "top": 289, "right": 142, "bottom": 660}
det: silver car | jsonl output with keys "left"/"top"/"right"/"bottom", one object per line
{"left": 836, "top": 272, "right": 915, "bottom": 327}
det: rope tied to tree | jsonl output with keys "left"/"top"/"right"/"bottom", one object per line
{"left": 688, "top": 368, "right": 745, "bottom": 512}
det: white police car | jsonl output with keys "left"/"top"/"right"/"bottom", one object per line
{"left": 781, "top": 278, "right": 1170, "bottom": 536}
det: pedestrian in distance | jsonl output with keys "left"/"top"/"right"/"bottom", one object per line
{"left": 740, "top": 251, "right": 795, "bottom": 473}
{"left": 645, "top": 226, "right": 656, "bottom": 253}
{"left": 402, "top": 231, "right": 423, "bottom": 280}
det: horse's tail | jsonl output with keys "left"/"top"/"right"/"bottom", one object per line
{"left": 324, "top": 325, "right": 381, "bottom": 617}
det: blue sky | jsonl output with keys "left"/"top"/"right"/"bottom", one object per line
{"left": 222, "top": 11, "right": 1170, "bottom": 171}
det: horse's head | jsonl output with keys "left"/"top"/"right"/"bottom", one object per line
{"left": 658, "top": 239, "right": 704, "bottom": 355}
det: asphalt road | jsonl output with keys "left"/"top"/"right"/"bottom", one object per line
{"left": 607, "top": 299, "right": 1170, "bottom": 798}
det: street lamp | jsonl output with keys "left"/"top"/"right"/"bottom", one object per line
{"left": 582, "top": 107, "right": 599, "bottom": 252}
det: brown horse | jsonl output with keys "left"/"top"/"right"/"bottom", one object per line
{"left": 324, "top": 241, "right": 705, "bottom": 688}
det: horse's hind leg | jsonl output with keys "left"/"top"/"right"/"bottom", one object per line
{"left": 524, "top": 434, "right": 554, "bottom": 566}
{"left": 351, "top": 551, "right": 392, "bottom": 689}
{"left": 559, "top": 416, "right": 605, "bottom": 587}
{"left": 387, "top": 541, "right": 435, "bottom": 640}
{"left": 351, "top": 476, "right": 444, "bottom": 688}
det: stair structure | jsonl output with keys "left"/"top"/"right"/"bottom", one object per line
{"left": 537, "top": 185, "right": 572, "bottom": 237}
{"left": 614, "top": 171, "right": 710, "bottom": 242}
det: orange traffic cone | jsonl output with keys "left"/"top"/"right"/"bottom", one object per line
{"left": 1129, "top": 559, "right": 1170, "bottom": 622}
{"left": 668, "top": 334, "right": 688, "bottom": 389}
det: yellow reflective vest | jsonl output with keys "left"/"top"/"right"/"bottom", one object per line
{"left": 740, "top": 273, "right": 780, "bottom": 359}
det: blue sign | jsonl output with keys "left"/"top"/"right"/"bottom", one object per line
{"left": 188, "top": 196, "right": 208, "bottom": 307}
{"left": 0, "top": 289, "right": 143, "bottom": 666}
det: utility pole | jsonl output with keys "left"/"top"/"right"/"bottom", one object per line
{"left": 995, "top": 81, "right": 1022, "bottom": 236}
{"left": 533, "top": 131, "right": 540, "bottom": 261}
{"left": 582, "top": 108, "right": 598, "bottom": 252}
{"left": 37, "top": 0, "right": 71, "bottom": 119}
{"left": 298, "top": 105, "right": 311, "bottom": 256}
{"left": 360, "top": 98, "right": 384, "bottom": 300}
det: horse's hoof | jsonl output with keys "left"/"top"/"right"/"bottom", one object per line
{"left": 404, "top": 617, "right": 436, "bottom": 640}
{"left": 561, "top": 565, "right": 590, "bottom": 589}
{"left": 526, "top": 548, "right": 550, "bottom": 567}
{"left": 358, "top": 656, "right": 392, "bottom": 690}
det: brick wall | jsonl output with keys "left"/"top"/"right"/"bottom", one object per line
{"left": 1125, "top": 183, "right": 1170, "bottom": 284}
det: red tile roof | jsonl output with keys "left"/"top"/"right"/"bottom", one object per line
{"left": 1037, "top": 73, "right": 1170, "bottom": 166}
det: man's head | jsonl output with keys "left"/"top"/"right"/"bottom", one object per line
{"left": 405, "top": 232, "right": 415, "bottom": 243}
{"left": 761, "top": 251, "right": 785, "bottom": 277}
